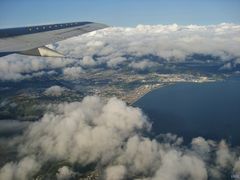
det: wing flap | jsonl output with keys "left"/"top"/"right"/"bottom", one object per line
{"left": 19, "top": 46, "right": 64, "bottom": 57}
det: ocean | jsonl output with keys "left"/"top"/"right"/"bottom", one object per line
{"left": 134, "top": 77, "right": 240, "bottom": 145}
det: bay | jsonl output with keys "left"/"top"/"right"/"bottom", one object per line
{"left": 134, "top": 78, "right": 240, "bottom": 145}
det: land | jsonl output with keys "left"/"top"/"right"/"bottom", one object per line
{"left": 0, "top": 69, "right": 221, "bottom": 122}
{"left": 0, "top": 68, "right": 227, "bottom": 179}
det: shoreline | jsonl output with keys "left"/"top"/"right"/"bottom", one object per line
{"left": 129, "top": 80, "right": 219, "bottom": 106}
{"left": 130, "top": 84, "right": 167, "bottom": 106}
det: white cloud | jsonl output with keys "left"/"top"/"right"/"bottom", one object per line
{"left": 44, "top": 85, "right": 66, "bottom": 97}
{"left": 105, "top": 165, "right": 126, "bottom": 180}
{"left": 107, "top": 57, "right": 127, "bottom": 67}
{"left": 62, "top": 66, "right": 85, "bottom": 80}
{"left": 80, "top": 56, "right": 98, "bottom": 67}
{"left": 31, "top": 70, "right": 57, "bottom": 77}
{"left": 118, "top": 135, "right": 161, "bottom": 176}
{"left": 152, "top": 150, "right": 207, "bottom": 180}
{"left": 18, "top": 96, "right": 148, "bottom": 165}
{"left": 0, "top": 55, "right": 73, "bottom": 80}
{"left": 216, "top": 140, "right": 235, "bottom": 168}
{"left": 191, "top": 137, "right": 212, "bottom": 158}
{"left": 0, "top": 157, "right": 40, "bottom": 180}
{"left": 129, "top": 60, "right": 158, "bottom": 70}
{"left": 219, "top": 62, "right": 233, "bottom": 70}
{"left": 234, "top": 159, "right": 240, "bottom": 173}
{"left": 56, "top": 166, "right": 74, "bottom": 180}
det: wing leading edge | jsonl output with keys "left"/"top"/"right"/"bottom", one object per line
{"left": 0, "top": 21, "right": 108, "bottom": 57}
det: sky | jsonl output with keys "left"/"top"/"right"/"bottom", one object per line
{"left": 0, "top": 0, "right": 239, "bottom": 28}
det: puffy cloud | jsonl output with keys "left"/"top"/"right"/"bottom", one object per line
{"left": 117, "top": 135, "right": 161, "bottom": 176}
{"left": 0, "top": 96, "right": 239, "bottom": 179}
{"left": 129, "top": 60, "right": 158, "bottom": 70}
{"left": 80, "top": 56, "right": 98, "bottom": 67}
{"left": 0, "top": 55, "right": 73, "bottom": 81}
{"left": 44, "top": 85, "right": 66, "bottom": 97}
{"left": 152, "top": 150, "right": 207, "bottom": 180}
{"left": 157, "top": 133, "right": 183, "bottom": 146}
{"left": 62, "top": 66, "right": 85, "bottom": 80}
{"left": 219, "top": 62, "right": 234, "bottom": 70}
{"left": 216, "top": 140, "right": 235, "bottom": 168}
{"left": 56, "top": 166, "right": 74, "bottom": 180}
{"left": 234, "top": 159, "right": 240, "bottom": 173}
{"left": 107, "top": 57, "right": 127, "bottom": 67}
{"left": 105, "top": 165, "right": 126, "bottom": 180}
{"left": 191, "top": 137, "right": 212, "bottom": 158}
{"left": 0, "top": 157, "right": 40, "bottom": 180}
{"left": 31, "top": 70, "right": 57, "bottom": 77}
{"left": 18, "top": 96, "right": 148, "bottom": 165}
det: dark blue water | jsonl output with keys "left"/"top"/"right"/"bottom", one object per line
{"left": 134, "top": 78, "right": 240, "bottom": 145}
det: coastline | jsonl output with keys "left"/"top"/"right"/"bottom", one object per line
{"left": 129, "top": 84, "right": 166, "bottom": 106}
{"left": 129, "top": 80, "right": 219, "bottom": 106}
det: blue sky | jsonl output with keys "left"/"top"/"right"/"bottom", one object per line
{"left": 0, "top": 0, "right": 239, "bottom": 28}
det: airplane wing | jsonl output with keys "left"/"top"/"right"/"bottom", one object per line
{"left": 0, "top": 21, "right": 108, "bottom": 57}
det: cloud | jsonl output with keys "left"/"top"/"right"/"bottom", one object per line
{"left": 234, "top": 159, "right": 240, "bottom": 173}
{"left": 44, "top": 85, "right": 66, "bottom": 97}
{"left": 152, "top": 150, "right": 207, "bottom": 180}
{"left": 117, "top": 135, "right": 161, "bottom": 176}
{"left": 80, "top": 56, "right": 98, "bottom": 67}
{"left": 62, "top": 66, "right": 85, "bottom": 80}
{"left": 18, "top": 97, "right": 148, "bottom": 165}
{"left": 219, "top": 62, "right": 233, "bottom": 70}
{"left": 0, "top": 96, "right": 239, "bottom": 179}
{"left": 105, "top": 165, "right": 126, "bottom": 180}
{"left": 0, "top": 157, "right": 40, "bottom": 180}
{"left": 31, "top": 70, "right": 57, "bottom": 78}
{"left": 0, "top": 23, "right": 239, "bottom": 80}
{"left": 56, "top": 166, "right": 74, "bottom": 180}
{"left": 191, "top": 137, "right": 212, "bottom": 158}
{"left": 0, "top": 55, "right": 73, "bottom": 81}
{"left": 107, "top": 57, "right": 127, "bottom": 67}
{"left": 129, "top": 60, "right": 158, "bottom": 70}
{"left": 216, "top": 140, "right": 235, "bottom": 168}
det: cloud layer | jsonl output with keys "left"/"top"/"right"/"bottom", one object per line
{"left": 0, "top": 96, "right": 239, "bottom": 179}
{"left": 0, "top": 23, "right": 240, "bottom": 80}
{"left": 57, "top": 23, "right": 240, "bottom": 69}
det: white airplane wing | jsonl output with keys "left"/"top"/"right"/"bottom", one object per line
{"left": 0, "top": 21, "right": 108, "bottom": 57}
